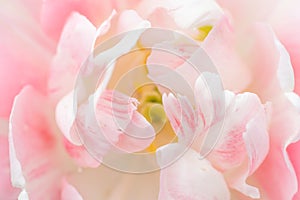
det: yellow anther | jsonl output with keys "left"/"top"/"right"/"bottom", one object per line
{"left": 133, "top": 84, "right": 178, "bottom": 153}
{"left": 195, "top": 25, "right": 213, "bottom": 41}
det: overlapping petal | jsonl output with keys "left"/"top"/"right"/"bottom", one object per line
{"left": 9, "top": 86, "right": 64, "bottom": 199}
{"left": 157, "top": 144, "right": 230, "bottom": 200}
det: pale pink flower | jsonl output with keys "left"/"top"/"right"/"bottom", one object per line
{"left": 1, "top": 0, "right": 300, "bottom": 200}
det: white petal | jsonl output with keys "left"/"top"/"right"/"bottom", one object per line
{"left": 8, "top": 123, "right": 25, "bottom": 189}
{"left": 18, "top": 189, "right": 29, "bottom": 200}
{"left": 275, "top": 36, "right": 295, "bottom": 92}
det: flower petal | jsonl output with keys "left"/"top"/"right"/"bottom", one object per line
{"left": 269, "top": 0, "right": 300, "bottom": 95}
{"left": 95, "top": 90, "right": 155, "bottom": 152}
{"left": 48, "top": 12, "right": 97, "bottom": 100}
{"left": 157, "top": 144, "right": 230, "bottom": 200}
{"left": 288, "top": 139, "right": 300, "bottom": 200}
{"left": 208, "top": 92, "right": 266, "bottom": 170}
{"left": 73, "top": 89, "right": 155, "bottom": 164}
{"left": 216, "top": 0, "right": 277, "bottom": 26}
{"left": 55, "top": 91, "right": 100, "bottom": 168}
{"left": 0, "top": 1, "right": 53, "bottom": 117}
{"left": 0, "top": 134, "right": 20, "bottom": 200}
{"left": 194, "top": 72, "right": 225, "bottom": 128}
{"left": 228, "top": 104, "right": 269, "bottom": 198}
{"left": 202, "top": 16, "right": 252, "bottom": 92}
{"left": 162, "top": 93, "right": 198, "bottom": 144}
{"left": 55, "top": 91, "right": 80, "bottom": 145}
{"left": 253, "top": 96, "right": 300, "bottom": 200}
{"left": 41, "top": 0, "right": 114, "bottom": 40}
{"left": 138, "top": 0, "right": 222, "bottom": 29}
{"left": 206, "top": 92, "right": 269, "bottom": 198}
{"left": 275, "top": 37, "right": 295, "bottom": 92}
{"left": 9, "top": 86, "right": 63, "bottom": 199}
{"left": 61, "top": 179, "right": 83, "bottom": 200}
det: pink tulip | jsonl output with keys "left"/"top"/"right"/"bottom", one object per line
{"left": 1, "top": 0, "right": 300, "bottom": 199}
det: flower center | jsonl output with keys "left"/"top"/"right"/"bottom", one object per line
{"left": 132, "top": 84, "right": 177, "bottom": 153}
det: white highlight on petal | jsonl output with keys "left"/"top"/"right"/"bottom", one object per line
{"left": 56, "top": 91, "right": 82, "bottom": 145}
{"left": 8, "top": 121, "right": 25, "bottom": 189}
{"left": 18, "top": 189, "right": 29, "bottom": 200}
{"left": 275, "top": 36, "right": 295, "bottom": 92}
{"left": 93, "top": 9, "right": 117, "bottom": 47}
{"left": 285, "top": 92, "right": 300, "bottom": 113}
{"left": 8, "top": 95, "right": 27, "bottom": 197}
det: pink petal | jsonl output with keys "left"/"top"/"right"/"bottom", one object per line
{"left": 66, "top": 164, "right": 160, "bottom": 199}
{"left": 48, "top": 12, "right": 98, "bottom": 100}
{"left": 147, "top": 44, "right": 218, "bottom": 103}
{"left": 95, "top": 90, "right": 155, "bottom": 152}
{"left": 63, "top": 137, "right": 100, "bottom": 168}
{"left": 269, "top": 0, "right": 300, "bottom": 95}
{"left": 206, "top": 92, "right": 269, "bottom": 198}
{"left": 41, "top": 0, "right": 142, "bottom": 40}
{"left": 162, "top": 93, "right": 199, "bottom": 144}
{"left": 194, "top": 73, "right": 225, "bottom": 128}
{"left": 157, "top": 144, "right": 230, "bottom": 200}
{"left": 238, "top": 24, "right": 284, "bottom": 100}
{"left": 0, "top": 1, "right": 54, "bottom": 118}
{"left": 138, "top": 0, "right": 222, "bottom": 29}
{"left": 73, "top": 90, "right": 155, "bottom": 162}
{"left": 70, "top": 100, "right": 111, "bottom": 164}
{"left": 288, "top": 140, "right": 300, "bottom": 200}
{"left": 147, "top": 64, "right": 195, "bottom": 102}
{"left": 216, "top": 0, "right": 277, "bottom": 25}
{"left": 284, "top": 93, "right": 300, "bottom": 200}
{"left": 228, "top": 103, "right": 269, "bottom": 198}
{"left": 253, "top": 95, "right": 300, "bottom": 200}
{"left": 202, "top": 16, "right": 252, "bottom": 92}
{"left": 55, "top": 91, "right": 80, "bottom": 145}
{"left": 208, "top": 92, "right": 266, "bottom": 170}
{"left": 41, "top": 0, "right": 114, "bottom": 40}
{"left": 55, "top": 91, "right": 101, "bottom": 168}
{"left": 61, "top": 179, "right": 83, "bottom": 200}
{"left": 9, "top": 86, "right": 63, "bottom": 199}
{"left": 0, "top": 134, "right": 20, "bottom": 200}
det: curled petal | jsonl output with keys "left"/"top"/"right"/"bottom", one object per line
{"left": 48, "top": 12, "right": 98, "bottom": 99}
{"left": 56, "top": 91, "right": 80, "bottom": 145}
{"left": 55, "top": 91, "right": 100, "bottom": 168}
{"left": 207, "top": 92, "right": 269, "bottom": 198}
{"left": 95, "top": 90, "right": 155, "bottom": 152}
{"left": 163, "top": 93, "right": 198, "bottom": 144}
{"left": 269, "top": 0, "right": 300, "bottom": 95}
{"left": 74, "top": 90, "right": 155, "bottom": 159}
{"left": 275, "top": 37, "right": 295, "bottom": 92}
{"left": 228, "top": 106, "right": 269, "bottom": 198}
{"left": 194, "top": 72, "right": 225, "bottom": 127}
{"left": 253, "top": 96, "right": 300, "bottom": 200}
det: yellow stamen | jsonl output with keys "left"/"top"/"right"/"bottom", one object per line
{"left": 134, "top": 85, "right": 178, "bottom": 153}
{"left": 195, "top": 25, "right": 213, "bottom": 41}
